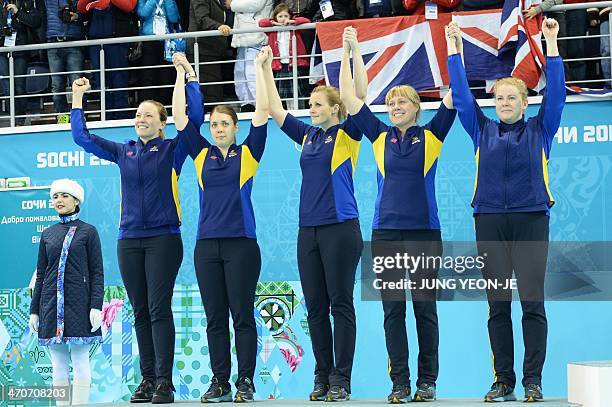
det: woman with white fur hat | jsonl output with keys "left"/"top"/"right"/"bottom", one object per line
{"left": 29, "top": 178, "right": 104, "bottom": 405}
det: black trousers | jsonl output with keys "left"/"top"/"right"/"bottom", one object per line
{"left": 297, "top": 219, "right": 363, "bottom": 392}
{"left": 194, "top": 238, "right": 261, "bottom": 385}
{"left": 117, "top": 233, "right": 183, "bottom": 384}
{"left": 475, "top": 212, "right": 549, "bottom": 388}
{"left": 372, "top": 229, "right": 442, "bottom": 388}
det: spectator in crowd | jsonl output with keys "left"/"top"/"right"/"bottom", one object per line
{"left": 563, "top": 0, "right": 601, "bottom": 83}
{"left": 359, "top": 0, "right": 393, "bottom": 17}
{"left": 45, "top": 0, "right": 85, "bottom": 119}
{"left": 273, "top": 0, "right": 314, "bottom": 19}
{"left": 523, "top": 1, "right": 567, "bottom": 66}
{"left": 598, "top": 7, "right": 610, "bottom": 88}
{"left": 462, "top": 0, "right": 502, "bottom": 10}
{"left": 523, "top": 0, "right": 563, "bottom": 19}
{"left": 227, "top": 0, "right": 272, "bottom": 112}
{"left": 259, "top": 3, "right": 310, "bottom": 110}
{"left": 0, "top": 0, "right": 44, "bottom": 126}
{"left": 136, "top": 0, "right": 180, "bottom": 107}
{"left": 274, "top": 0, "right": 315, "bottom": 63}
{"left": 402, "top": 0, "right": 461, "bottom": 15}
{"left": 307, "top": 0, "right": 357, "bottom": 21}
{"left": 78, "top": 0, "right": 137, "bottom": 120}
{"left": 187, "top": 0, "right": 231, "bottom": 109}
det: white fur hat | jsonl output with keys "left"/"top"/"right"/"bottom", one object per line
{"left": 50, "top": 179, "right": 85, "bottom": 205}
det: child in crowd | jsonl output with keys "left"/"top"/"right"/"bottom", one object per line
{"left": 259, "top": 3, "right": 311, "bottom": 110}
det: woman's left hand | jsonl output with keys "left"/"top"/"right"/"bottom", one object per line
{"left": 90, "top": 308, "right": 102, "bottom": 332}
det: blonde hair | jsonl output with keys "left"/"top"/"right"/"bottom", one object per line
{"left": 311, "top": 85, "right": 347, "bottom": 121}
{"left": 493, "top": 77, "right": 528, "bottom": 102}
{"left": 385, "top": 85, "right": 421, "bottom": 123}
{"left": 139, "top": 100, "right": 168, "bottom": 139}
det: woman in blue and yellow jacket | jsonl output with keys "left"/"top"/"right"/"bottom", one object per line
{"left": 446, "top": 18, "right": 565, "bottom": 403}
{"left": 171, "top": 50, "right": 269, "bottom": 403}
{"left": 339, "top": 26, "right": 456, "bottom": 404}
{"left": 70, "top": 77, "right": 202, "bottom": 404}
{"left": 263, "top": 35, "right": 366, "bottom": 402}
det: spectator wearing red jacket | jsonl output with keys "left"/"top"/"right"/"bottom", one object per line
{"left": 259, "top": 3, "right": 310, "bottom": 109}
{"left": 402, "top": 0, "right": 460, "bottom": 15}
{"left": 77, "top": 0, "right": 137, "bottom": 119}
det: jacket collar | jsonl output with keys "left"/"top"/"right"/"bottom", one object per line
{"left": 499, "top": 117, "right": 526, "bottom": 132}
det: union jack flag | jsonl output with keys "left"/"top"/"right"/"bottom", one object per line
{"left": 314, "top": 2, "right": 546, "bottom": 104}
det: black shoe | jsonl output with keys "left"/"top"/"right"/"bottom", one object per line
{"left": 325, "top": 385, "right": 350, "bottom": 402}
{"left": 131, "top": 379, "right": 155, "bottom": 403}
{"left": 309, "top": 383, "right": 329, "bottom": 401}
{"left": 234, "top": 377, "right": 254, "bottom": 403}
{"left": 201, "top": 377, "right": 232, "bottom": 403}
{"left": 524, "top": 383, "right": 543, "bottom": 402}
{"left": 240, "top": 104, "right": 255, "bottom": 113}
{"left": 152, "top": 380, "right": 175, "bottom": 404}
{"left": 387, "top": 384, "right": 410, "bottom": 404}
{"left": 484, "top": 382, "right": 517, "bottom": 402}
{"left": 413, "top": 383, "right": 436, "bottom": 402}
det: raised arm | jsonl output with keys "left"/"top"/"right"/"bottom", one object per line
{"left": 349, "top": 27, "right": 367, "bottom": 102}
{"left": 252, "top": 46, "right": 270, "bottom": 127}
{"left": 263, "top": 46, "right": 288, "bottom": 126}
{"left": 446, "top": 22, "right": 487, "bottom": 150}
{"left": 171, "top": 56, "right": 189, "bottom": 132}
{"left": 71, "top": 78, "right": 121, "bottom": 162}
{"left": 538, "top": 17, "right": 566, "bottom": 152}
{"left": 340, "top": 26, "right": 365, "bottom": 116}
{"left": 170, "top": 53, "right": 205, "bottom": 128}
{"left": 171, "top": 53, "right": 209, "bottom": 159}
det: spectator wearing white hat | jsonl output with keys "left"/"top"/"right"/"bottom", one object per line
{"left": 29, "top": 178, "right": 104, "bottom": 406}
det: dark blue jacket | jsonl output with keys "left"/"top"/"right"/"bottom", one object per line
{"left": 45, "top": 0, "right": 84, "bottom": 39}
{"left": 30, "top": 219, "right": 104, "bottom": 342}
{"left": 70, "top": 82, "right": 203, "bottom": 239}
{"left": 448, "top": 54, "right": 566, "bottom": 214}
{"left": 85, "top": 4, "right": 135, "bottom": 38}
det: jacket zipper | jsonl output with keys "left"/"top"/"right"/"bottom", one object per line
{"left": 138, "top": 147, "right": 146, "bottom": 228}
{"left": 504, "top": 132, "right": 509, "bottom": 210}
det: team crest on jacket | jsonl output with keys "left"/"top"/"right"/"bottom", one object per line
{"left": 411, "top": 136, "right": 421, "bottom": 145}
{"left": 324, "top": 135, "right": 333, "bottom": 144}
{"left": 127, "top": 151, "right": 135, "bottom": 157}
{"left": 150, "top": 146, "right": 159, "bottom": 152}
{"left": 390, "top": 137, "right": 398, "bottom": 143}
{"left": 210, "top": 155, "right": 218, "bottom": 160}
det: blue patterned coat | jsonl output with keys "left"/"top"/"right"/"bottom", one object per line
{"left": 30, "top": 218, "right": 104, "bottom": 344}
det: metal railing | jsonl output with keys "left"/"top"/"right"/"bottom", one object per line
{"left": 0, "top": 1, "right": 610, "bottom": 128}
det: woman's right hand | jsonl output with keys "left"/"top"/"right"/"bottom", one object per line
{"left": 29, "top": 314, "right": 39, "bottom": 333}
{"left": 72, "top": 77, "right": 90, "bottom": 95}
